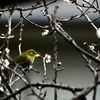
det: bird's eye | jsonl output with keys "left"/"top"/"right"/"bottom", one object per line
{"left": 30, "top": 51, "right": 34, "bottom": 55}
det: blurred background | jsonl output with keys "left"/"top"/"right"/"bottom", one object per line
{"left": 0, "top": 0, "right": 100, "bottom": 100}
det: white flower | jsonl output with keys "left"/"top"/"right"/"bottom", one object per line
{"left": 0, "top": 59, "right": 10, "bottom": 69}
{"left": 88, "top": 45, "right": 95, "bottom": 51}
{"left": 44, "top": 54, "right": 51, "bottom": 63}
{"left": 3, "top": 59, "right": 9, "bottom": 68}
{"left": 83, "top": 42, "right": 95, "bottom": 52}
{"left": 96, "top": 28, "right": 100, "bottom": 38}
{"left": 42, "top": 29, "right": 49, "bottom": 37}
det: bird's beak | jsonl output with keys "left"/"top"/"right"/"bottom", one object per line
{"left": 35, "top": 52, "right": 41, "bottom": 58}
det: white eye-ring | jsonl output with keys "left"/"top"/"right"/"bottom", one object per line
{"left": 30, "top": 51, "right": 34, "bottom": 55}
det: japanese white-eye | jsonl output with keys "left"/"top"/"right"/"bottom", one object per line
{"left": 5, "top": 49, "right": 39, "bottom": 82}
{"left": 10, "top": 49, "right": 38, "bottom": 68}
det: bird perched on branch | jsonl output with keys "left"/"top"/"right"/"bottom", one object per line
{"left": 10, "top": 49, "right": 38, "bottom": 68}
{"left": 4, "top": 49, "right": 39, "bottom": 82}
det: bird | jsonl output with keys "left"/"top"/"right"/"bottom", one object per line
{"left": 4, "top": 49, "right": 39, "bottom": 82}
{"left": 10, "top": 49, "right": 38, "bottom": 68}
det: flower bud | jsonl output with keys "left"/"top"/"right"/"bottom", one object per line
{"left": 57, "top": 62, "right": 62, "bottom": 66}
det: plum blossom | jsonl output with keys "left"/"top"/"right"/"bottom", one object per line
{"left": 44, "top": 54, "right": 51, "bottom": 63}
{"left": 0, "top": 58, "right": 9, "bottom": 70}
{"left": 42, "top": 29, "right": 49, "bottom": 37}
{"left": 88, "top": 45, "right": 95, "bottom": 51}
{"left": 83, "top": 42, "right": 95, "bottom": 52}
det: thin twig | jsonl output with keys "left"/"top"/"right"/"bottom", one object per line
{"left": 43, "top": 57, "right": 47, "bottom": 79}
{"left": 77, "top": 5, "right": 97, "bottom": 30}
{"left": 53, "top": 19, "right": 100, "bottom": 63}
{"left": 1, "top": 82, "right": 85, "bottom": 100}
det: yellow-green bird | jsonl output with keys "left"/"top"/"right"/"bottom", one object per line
{"left": 10, "top": 49, "right": 38, "bottom": 68}
{"left": 5, "top": 49, "right": 38, "bottom": 82}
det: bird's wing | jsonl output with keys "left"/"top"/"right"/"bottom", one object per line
{"left": 9, "top": 55, "right": 28, "bottom": 68}
{"left": 14, "top": 55, "right": 28, "bottom": 64}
